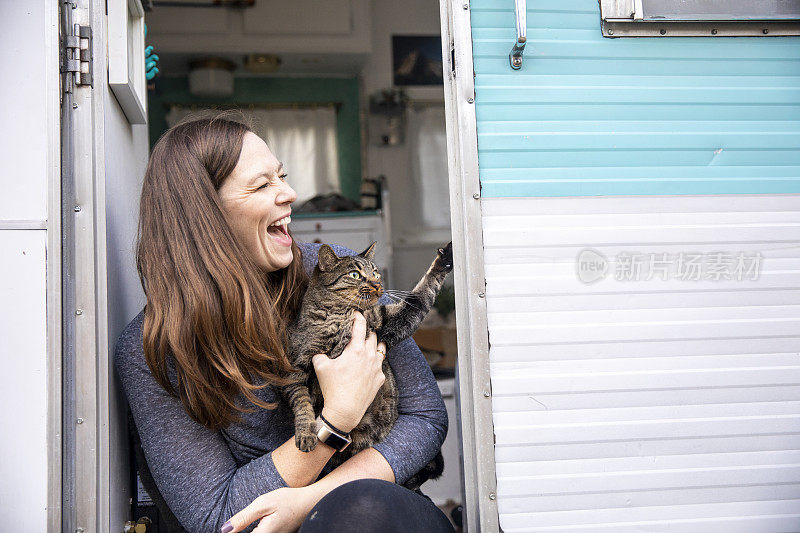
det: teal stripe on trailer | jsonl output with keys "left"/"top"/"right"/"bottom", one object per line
{"left": 470, "top": 0, "right": 800, "bottom": 198}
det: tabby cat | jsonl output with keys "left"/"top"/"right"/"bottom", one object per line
{"left": 281, "top": 241, "right": 453, "bottom": 488}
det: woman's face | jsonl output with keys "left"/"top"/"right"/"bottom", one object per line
{"left": 218, "top": 132, "right": 298, "bottom": 272}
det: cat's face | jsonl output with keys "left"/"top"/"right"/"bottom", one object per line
{"left": 315, "top": 243, "right": 383, "bottom": 310}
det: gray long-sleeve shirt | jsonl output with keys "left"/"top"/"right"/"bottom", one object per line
{"left": 114, "top": 243, "right": 448, "bottom": 532}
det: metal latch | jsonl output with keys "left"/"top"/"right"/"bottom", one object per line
{"left": 63, "top": 24, "right": 93, "bottom": 86}
{"left": 509, "top": 0, "right": 527, "bottom": 70}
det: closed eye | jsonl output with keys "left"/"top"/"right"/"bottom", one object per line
{"left": 255, "top": 174, "right": 289, "bottom": 190}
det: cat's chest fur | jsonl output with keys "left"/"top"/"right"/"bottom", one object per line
{"left": 290, "top": 304, "right": 382, "bottom": 369}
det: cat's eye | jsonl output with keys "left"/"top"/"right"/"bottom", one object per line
{"left": 349, "top": 271, "right": 362, "bottom": 280}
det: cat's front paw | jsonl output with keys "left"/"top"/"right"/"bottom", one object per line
{"left": 295, "top": 429, "right": 318, "bottom": 452}
{"left": 436, "top": 242, "right": 453, "bottom": 272}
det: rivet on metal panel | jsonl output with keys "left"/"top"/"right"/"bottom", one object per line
{"left": 462, "top": 3, "right": 468, "bottom": 9}
{"left": 76, "top": 418, "right": 84, "bottom": 424}
{"left": 607, "top": 28, "right": 613, "bottom": 35}
{"left": 489, "top": 492, "right": 496, "bottom": 500}
{"left": 74, "top": 205, "right": 81, "bottom": 212}
{"left": 75, "top": 309, "right": 83, "bottom": 315}
{"left": 483, "top": 390, "right": 490, "bottom": 397}
{"left": 472, "top": 193, "right": 479, "bottom": 199}
{"left": 72, "top": 103, "right": 78, "bottom": 109}
{"left": 70, "top": 2, "right": 77, "bottom": 9}
{"left": 660, "top": 28, "right": 666, "bottom": 35}
{"left": 763, "top": 28, "right": 769, "bottom": 34}
{"left": 467, "top": 97, "right": 474, "bottom": 104}
{"left": 711, "top": 29, "right": 718, "bottom": 35}
{"left": 478, "top": 292, "right": 485, "bottom": 298}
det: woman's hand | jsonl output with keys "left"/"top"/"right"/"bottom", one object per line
{"left": 223, "top": 486, "right": 316, "bottom": 533}
{"left": 313, "top": 312, "right": 386, "bottom": 432}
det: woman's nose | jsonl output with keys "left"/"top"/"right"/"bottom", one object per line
{"left": 275, "top": 180, "right": 297, "bottom": 205}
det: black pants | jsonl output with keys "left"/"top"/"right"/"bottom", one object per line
{"left": 298, "top": 479, "right": 455, "bottom": 533}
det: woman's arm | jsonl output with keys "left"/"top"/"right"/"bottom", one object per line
{"left": 223, "top": 329, "right": 448, "bottom": 532}
{"left": 372, "top": 335, "right": 449, "bottom": 484}
{"left": 225, "top": 447, "right": 394, "bottom": 532}
{"left": 116, "top": 314, "right": 290, "bottom": 531}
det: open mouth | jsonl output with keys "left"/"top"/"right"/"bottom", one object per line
{"left": 266, "top": 215, "right": 292, "bottom": 246}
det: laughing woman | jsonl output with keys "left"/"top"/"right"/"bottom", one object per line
{"left": 115, "top": 116, "right": 453, "bottom": 533}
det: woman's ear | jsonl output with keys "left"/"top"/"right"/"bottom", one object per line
{"left": 317, "top": 245, "right": 339, "bottom": 271}
{"left": 359, "top": 242, "right": 377, "bottom": 261}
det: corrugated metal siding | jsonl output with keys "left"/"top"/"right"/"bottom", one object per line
{"left": 482, "top": 195, "right": 800, "bottom": 532}
{"left": 470, "top": 0, "right": 800, "bottom": 198}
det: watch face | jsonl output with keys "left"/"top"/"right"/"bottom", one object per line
{"left": 316, "top": 417, "right": 352, "bottom": 452}
{"left": 323, "top": 430, "right": 351, "bottom": 452}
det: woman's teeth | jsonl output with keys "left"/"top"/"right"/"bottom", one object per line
{"left": 269, "top": 215, "right": 291, "bottom": 228}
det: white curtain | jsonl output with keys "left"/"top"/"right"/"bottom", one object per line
{"left": 166, "top": 106, "right": 340, "bottom": 204}
{"left": 408, "top": 106, "right": 450, "bottom": 230}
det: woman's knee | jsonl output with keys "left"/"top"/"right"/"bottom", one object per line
{"left": 307, "top": 479, "right": 399, "bottom": 521}
{"left": 299, "top": 479, "right": 453, "bottom": 533}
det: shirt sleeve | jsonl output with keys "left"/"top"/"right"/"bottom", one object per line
{"left": 299, "top": 242, "right": 449, "bottom": 484}
{"left": 114, "top": 313, "right": 288, "bottom": 532}
{"left": 371, "top": 336, "right": 449, "bottom": 485}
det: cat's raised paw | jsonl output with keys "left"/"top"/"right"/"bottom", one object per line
{"left": 295, "top": 430, "right": 318, "bottom": 452}
{"left": 436, "top": 242, "right": 453, "bottom": 271}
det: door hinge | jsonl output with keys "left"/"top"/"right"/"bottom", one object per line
{"left": 62, "top": 24, "right": 93, "bottom": 87}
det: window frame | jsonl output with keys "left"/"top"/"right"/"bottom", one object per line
{"left": 600, "top": 0, "right": 800, "bottom": 37}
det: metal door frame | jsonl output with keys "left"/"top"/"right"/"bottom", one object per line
{"left": 438, "top": 1, "right": 500, "bottom": 530}
{"left": 60, "top": 0, "right": 112, "bottom": 531}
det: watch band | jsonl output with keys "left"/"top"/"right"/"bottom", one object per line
{"left": 319, "top": 412, "right": 347, "bottom": 435}
{"left": 315, "top": 416, "right": 352, "bottom": 452}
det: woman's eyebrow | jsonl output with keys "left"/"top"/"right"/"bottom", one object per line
{"left": 248, "top": 162, "right": 284, "bottom": 186}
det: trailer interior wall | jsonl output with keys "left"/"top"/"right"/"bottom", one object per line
{"left": 96, "top": 0, "right": 150, "bottom": 529}
{"left": 447, "top": 0, "right": 800, "bottom": 531}
{"left": 0, "top": 1, "right": 61, "bottom": 530}
{"left": 101, "top": 69, "right": 149, "bottom": 533}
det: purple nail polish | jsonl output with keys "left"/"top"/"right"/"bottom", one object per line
{"left": 221, "top": 520, "right": 233, "bottom": 533}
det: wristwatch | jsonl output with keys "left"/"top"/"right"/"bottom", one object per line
{"left": 315, "top": 414, "right": 352, "bottom": 452}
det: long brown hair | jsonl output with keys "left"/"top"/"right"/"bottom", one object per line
{"left": 137, "top": 115, "right": 308, "bottom": 429}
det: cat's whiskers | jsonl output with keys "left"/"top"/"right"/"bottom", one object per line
{"left": 386, "top": 289, "right": 414, "bottom": 296}
{"left": 384, "top": 290, "right": 424, "bottom": 312}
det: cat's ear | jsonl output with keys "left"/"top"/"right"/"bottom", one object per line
{"left": 317, "top": 245, "right": 340, "bottom": 271}
{"left": 359, "top": 241, "right": 377, "bottom": 261}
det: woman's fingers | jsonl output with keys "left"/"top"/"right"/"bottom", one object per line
{"left": 365, "top": 330, "right": 378, "bottom": 353}
{"left": 224, "top": 495, "right": 272, "bottom": 532}
{"left": 350, "top": 311, "right": 367, "bottom": 343}
{"left": 311, "top": 353, "right": 328, "bottom": 372}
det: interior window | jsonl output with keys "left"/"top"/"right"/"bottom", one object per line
{"left": 408, "top": 105, "right": 450, "bottom": 231}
